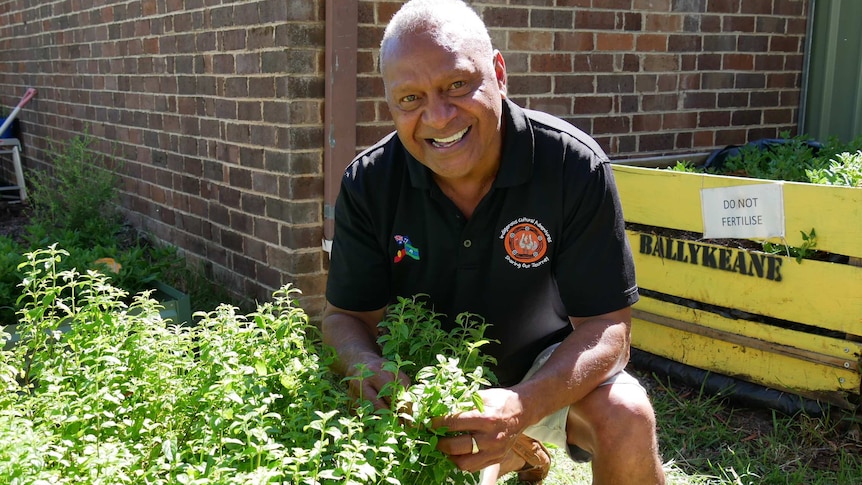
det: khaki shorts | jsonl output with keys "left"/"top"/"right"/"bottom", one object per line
{"left": 520, "top": 342, "right": 646, "bottom": 458}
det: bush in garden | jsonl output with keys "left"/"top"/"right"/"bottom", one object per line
{"left": 0, "top": 131, "right": 204, "bottom": 328}
{"left": 27, "top": 131, "right": 122, "bottom": 244}
{"left": 0, "top": 245, "right": 495, "bottom": 484}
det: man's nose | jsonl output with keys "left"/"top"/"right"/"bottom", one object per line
{"left": 422, "top": 94, "right": 456, "bottom": 129}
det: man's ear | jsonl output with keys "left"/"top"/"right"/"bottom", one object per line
{"left": 493, "top": 50, "right": 508, "bottom": 98}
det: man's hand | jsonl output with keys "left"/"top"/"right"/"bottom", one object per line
{"left": 344, "top": 353, "right": 411, "bottom": 410}
{"left": 322, "top": 303, "right": 411, "bottom": 410}
{"left": 432, "top": 387, "right": 527, "bottom": 472}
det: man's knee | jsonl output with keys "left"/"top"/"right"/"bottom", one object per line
{"left": 569, "top": 381, "right": 658, "bottom": 452}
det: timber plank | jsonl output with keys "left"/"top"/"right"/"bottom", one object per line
{"left": 629, "top": 230, "right": 862, "bottom": 336}
{"left": 634, "top": 297, "right": 862, "bottom": 365}
{"left": 631, "top": 317, "right": 859, "bottom": 407}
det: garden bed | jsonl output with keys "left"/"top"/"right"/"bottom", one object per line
{"left": 612, "top": 153, "right": 862, "bottom": 410}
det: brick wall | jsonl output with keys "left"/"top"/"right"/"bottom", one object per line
{"left": 0, "top": 0, "right": 810, "bottom": 317}
{"left": 357, "top": 0, "right": 810, "bottom": 155}
{"left": 0, "top": 0, "right": 329, "bottom": 314}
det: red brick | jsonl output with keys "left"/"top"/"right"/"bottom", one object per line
{"left": 707, "top": 0, "right": 740, "bottom": 13}
{"left": 530, "top": 54, "right": 572, "bottom": 72}
{"left": 770, "top": 35, "right": 800, "bottom": 52}
{"left": 644, "top": 13, "right": 682, "bottom": 32}
{"left": 597, "top": 33, "right": 635, "bottom": 51}
{"left": 723, "top": 53, "right": 754, "bottom": 70}
{"left": 511, "top": 31, "right": 554, "bottom": 51}
{"left": 740, "top": 0, "right": 772, "bottom": 14}
{"left": 574, "top": 96, "right": 614, "bottom": 114}
{"left": 531, "top": 9, "right": 574, "bottom": 29}
{"left": 637, "top": 34, "right": 668, "bottom": 52}
{"left": 574, "top": 53, "right": 614, "bottom": 72}
{"left": 724, "top": 16, "right": 755, "bottom": 33}
{"left": 574, "top": 11, "right": 617, "bottom": 30}
{"left": 642, "top": 53, "right": 679, "bottom": 72}
{"left": 556, "top": 31, "right": 594, "bottom": 51}
{"left": 693, "top": 130, "right": 716, "bottom": 147}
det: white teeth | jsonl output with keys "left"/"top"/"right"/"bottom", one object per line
{"left": 433, "top": 127, "right": 468, "bottom": 145}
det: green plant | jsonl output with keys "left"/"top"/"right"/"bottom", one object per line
{"left": 0, "top": 236, "right": 25, "bottom": 325}
{"left": 805, "top": 150, "right": 862, "bottom": 187}
{"left": 717, "top": 132, "right": 862, "bottom": 187}
{"left": 722, "top": 132, "right": 819, "bottom": 182}
{"left": 762, "top": 228, "right": 817, "bottom": 263}
{"left": 27, "top": 130, "right": 122, "bottom": 246}
{"left": 0, "top": 247, "right": 497, "bottom": 483}
{"left": 0, "top": 130, "right": 201, "bottom": 326}
{"left": 666, "top": 161, "right": 701, "bottom": 173}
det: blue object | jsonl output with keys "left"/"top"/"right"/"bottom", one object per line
{"left": 0, "top": 118, "right": 20, "bottom": 139}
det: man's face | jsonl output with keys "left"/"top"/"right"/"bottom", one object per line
{"left": 382, "top": 31, "right": 507, "bottom": 182}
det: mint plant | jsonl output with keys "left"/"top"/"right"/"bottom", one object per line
{"left": 805, "top": 150, "right": 862, "bottom": 187}
{"left": 1, "top": 247, "right": 497, "bottom": 484}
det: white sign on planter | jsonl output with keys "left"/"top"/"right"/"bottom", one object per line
{"left": 700, "top": 183, "right": 785, "bottom": 239}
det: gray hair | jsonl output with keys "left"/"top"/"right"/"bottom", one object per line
{"left": 379, "top": 0, "right": 494, "bottom": 73}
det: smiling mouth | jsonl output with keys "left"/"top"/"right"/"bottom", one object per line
{"left": 429, "top": 127, "right": 469, "bottom": 148}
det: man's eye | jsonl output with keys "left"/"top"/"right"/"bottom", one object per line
{"left": 401, "top": 94, "right": 417, "bottom": 103}
{"left": 451, "top": 81, "right": 466, "bottom": 90}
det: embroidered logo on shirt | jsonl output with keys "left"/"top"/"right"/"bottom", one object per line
{"left": 394, "top": 235, "right": 420, "bottom": 263}
{"left": 500, "top": 218, "right": 551, "bottom": 269}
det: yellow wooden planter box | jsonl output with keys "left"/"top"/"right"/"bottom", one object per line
{"left": 612, "top": 155, "right": 862, "bottom": 409}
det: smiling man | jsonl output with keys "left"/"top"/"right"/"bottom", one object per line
{"left": 322, "top": 1, "right": 666, "bottom": 483}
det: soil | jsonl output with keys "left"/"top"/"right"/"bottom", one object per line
{"left": 0, "top": 201, "right": 29, "bottom": 244}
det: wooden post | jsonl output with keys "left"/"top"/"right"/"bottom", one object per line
{"left": 323, "top": 0, "right": 358, "bottom": 253}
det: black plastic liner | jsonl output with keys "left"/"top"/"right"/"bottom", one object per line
{"left": 630, "top": 348, "right": 834, "bottom": 417}
{"left": 703, "top": 137, "right": 823, "bottom": 171}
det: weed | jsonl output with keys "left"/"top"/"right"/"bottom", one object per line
{"left": 761, "top": 228, "right": 818, "bottom": 263}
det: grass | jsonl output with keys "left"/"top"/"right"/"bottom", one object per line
{"left": 500, "top": 368, "right": 862, "bottom": 485}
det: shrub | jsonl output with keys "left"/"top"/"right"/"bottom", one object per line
{"left": 27, "top": 131, "right": 122, "bottom": 245}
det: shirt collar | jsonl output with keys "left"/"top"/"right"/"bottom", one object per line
{"left": 404, "top": 98, "right": 535, "bottom": 190}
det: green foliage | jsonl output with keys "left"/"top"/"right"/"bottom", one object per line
{"left": 665, "top": 161, "right": 702, "bottom": 173}
{"left": 719, "top": 132, "right": 862, "bottom": 186}
{"left": 761, "top": 228, "right": 818, "bottom": 263}
{"left": 0, "top": 236, "right": 25, "bottom": 324}
{"left": 722, "top": 132, "right": 819, "bottom": 182}
{"left": 0, "top": 131, "right": 201, "bottom": 327}
{"left": 805, "top": 150, "right": 862, "bottom": 187}
{"left": 0, "top": 248, "right": 497, "bottom": 483}
{"left": 27, "top": 131, "right": 123, "bottom": 245}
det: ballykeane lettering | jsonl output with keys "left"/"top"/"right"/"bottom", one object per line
{"left": 639, "top": 234, "right": 782, "bottom": 282}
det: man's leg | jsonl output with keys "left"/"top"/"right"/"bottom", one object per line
{"left": 566, "top": 380, "right": 665, "bottom": 485}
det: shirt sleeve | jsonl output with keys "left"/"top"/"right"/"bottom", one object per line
{"left": 325, "top": 173, "right": 392, "bottom": 312}
{"left": 554, "top": 159, "right": 639, "bottom": 317}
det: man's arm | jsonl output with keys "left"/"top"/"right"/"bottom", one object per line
{"left": 321, "top": 302, "right": 409, "bottom": 409}
{"left": 513, "top": 306, "right": 632, "bottom": 428}
{"left": 434, "top": 307, "right": 632, "bottom": 472}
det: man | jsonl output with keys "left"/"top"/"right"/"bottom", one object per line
{"left": 322, "top": 0, "right": 666, "bottom": 483}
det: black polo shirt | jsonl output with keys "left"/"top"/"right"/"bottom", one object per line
{"left": 327, "top": 99, "right": 638, "bottom": 386}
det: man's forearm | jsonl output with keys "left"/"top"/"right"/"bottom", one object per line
{"left": 509, "top": 313, "right": 631, "bottom": 429}
{"left": 322, "top": 312, "right": 382, "bottom": 376}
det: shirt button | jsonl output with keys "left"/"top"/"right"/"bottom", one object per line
{"left": 463, "top": 239, "right": 472, "bottom": 248}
